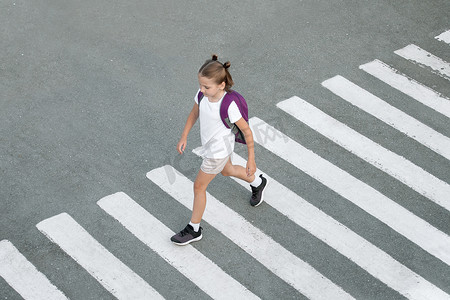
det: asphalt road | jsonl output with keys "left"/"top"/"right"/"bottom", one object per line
{"left": 1, "top": 0, "right": 450, "bottom": 299}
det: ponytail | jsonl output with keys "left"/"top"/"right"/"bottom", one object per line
{"left": 198, "top": 54, "right": 234, "bottom": 91}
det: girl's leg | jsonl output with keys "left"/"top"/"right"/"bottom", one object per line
{"left": 221, "top": 158, "right": 255, "bottom": 183}
{"left": 221, "top": 158, "right": 267, "bottom": 207}
{"left": 191, "top": 169, "right": 217, "bottom": 223}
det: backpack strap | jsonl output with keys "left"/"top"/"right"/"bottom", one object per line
{"left": 197, "top": 91, "right": 204, "bottom": 105}
{"left": 197, "top": 90, "right": 248, "bottom": 144}
{"left": 220, "top": 91, "right": 248, "bottom": 144}
{"left": 220, "top": 93, "right": 233, "bottom": 129}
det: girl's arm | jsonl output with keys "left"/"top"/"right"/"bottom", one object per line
{"left": 177, "top": 103, "right": 199, "bottom": 154}
{"left": 235, "top": 118, "right": 256, "bottom": 177}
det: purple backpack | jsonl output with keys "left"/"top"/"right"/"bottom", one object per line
{"left": 197, "top": 90, "right": 249, "bottom": 144}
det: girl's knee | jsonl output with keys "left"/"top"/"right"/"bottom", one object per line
{"left": 193, "top": 181, "right": 206, "bottom": 193}
{"left": 193, "top": 176, "right": 212, "bottom": 193}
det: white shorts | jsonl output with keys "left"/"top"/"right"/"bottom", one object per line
{"left": 200, "top": 155, "right": 231, "bottom": 175}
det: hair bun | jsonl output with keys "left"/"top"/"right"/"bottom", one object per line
{"left": 223, "top": 61, "right": 231, "bottom": 69}
{"left": 212, "top": 54, "right": 218, "bottom": 61}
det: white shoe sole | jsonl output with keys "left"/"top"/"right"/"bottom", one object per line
{"left": 172, "top": 234, "right": 203, "bottom": 246}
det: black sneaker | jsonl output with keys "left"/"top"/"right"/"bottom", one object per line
{"left": 171, "top": 224, "right": 203, "bottom": 246}
{"left": 250, "top": 174, "right": 268, "bottom": 207}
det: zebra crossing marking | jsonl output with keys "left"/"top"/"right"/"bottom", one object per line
{"left": 277, "top": 96, "right": 450, "bottom": 211}
{"left": 97, "top": 192, "right": 260, "bottom": 300}
{"left": 249, "top": 117, "right": 450, "bottom": 267}
{"left": 36, "top": 213, "right": 164, "bottom": 300}
{"left": 1, "top": 21, "right": 448, "bottom": 300}
{"left": 322, "top": 75, "right": 450, "bottom": 161}
{"left": 436, "top": 30, "right": 450, "bottom": 44}
{"left": 359, "top": 59, "right": 450, "bottom": 118}
{"left": 394, "top": 44, "right": 450, "bottom": 80}
{"left": 0, "top": 240, "right": 68, "bottom": 300}
{"left": 191, "top": 149, "right": 450, "bottom": 300}
{"left": 147, "top": 166, "right": 355, "bottom": 300}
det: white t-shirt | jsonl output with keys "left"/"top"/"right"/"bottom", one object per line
{"left": 195, "top": 90, "right": 243, "bottom": 159}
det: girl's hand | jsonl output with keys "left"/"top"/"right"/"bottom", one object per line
{"left": 246, "top": 159, "right": 256, "bottom": 177}
{"left": 177, "top": 137, "right": 187, "bottom": 154}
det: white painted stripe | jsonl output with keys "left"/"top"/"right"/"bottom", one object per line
{"left": 394, "top": 44, "right": 450, "bottom": 80}
{"left": 192, "top": 149, "right": 450, "bottom": 300}
{"left": 36, "top": 213, "right": 164, "bottom": 300}
{"left": 322, "top": 75, "right": 450, "bottom": 161}
{"left": 249, "top": 117, "right": 450, "bottom": 267}
{"left": 0, "top": 240, "right": 68, "bottom": 300}
{"left": 360, "top": 60, "right": 450, "bottom": 118}
{"left": 435, "top": 30, "right": 450, "bottom": 44}
{"left": 277, "top": 96, "right": 450, "bottom": 212}
{"left": 97, "top": 192, "right": 259, "bottom": 300}
{"left": 147, "top": 166, "right": 354, "bottom": 300}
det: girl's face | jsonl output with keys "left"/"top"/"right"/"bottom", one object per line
{"left": 198, "top": 75, "right": 226, "bottom": 102}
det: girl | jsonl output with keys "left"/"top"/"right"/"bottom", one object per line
{"left": 171, "top": 55, "right": 268, "bottom": 245}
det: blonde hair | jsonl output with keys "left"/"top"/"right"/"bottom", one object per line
{"left": 198, "top": 54, "right": 234, "bottom": 92}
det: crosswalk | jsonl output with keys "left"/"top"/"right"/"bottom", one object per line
{"left": 436, "top": 30, "right": 450, "bottom": 44}
{"left": 394, "top": 44, "right": 450, "bottom": 80}
{"left": 2, "top": 30, "right": 450, "bottom": 299}
{"left": 36, "top": 213, "right": 164, "bottom": 300}
{"left": 277, "top": 96, "right": 450, "bottom": 211}
{"left": 0, "top": 241, "right": 68, "bottom": 300}
{"left": 97, "top": 192, "right": 259, "bottom": 300}
{"left": 359, "top": 60, "right": 450, "bottom": 118}
{"left": 248, "top": 117, "right": 450, "bottom": 266}
{"left": 322, "top": 75, "right": 450, "bottom": 161}
{"left": 196, "top": 150, "right": 449, "bottom": 299}
{"left": 147, "top": 166, "right": 355, "bottom": 300}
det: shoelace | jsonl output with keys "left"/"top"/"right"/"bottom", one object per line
{"left": 179, "top": 227, "right": 191, "bottom": 237}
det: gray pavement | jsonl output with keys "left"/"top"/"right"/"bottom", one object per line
{"left": 1, "top": 0, "right": 450, "bottom": 299}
